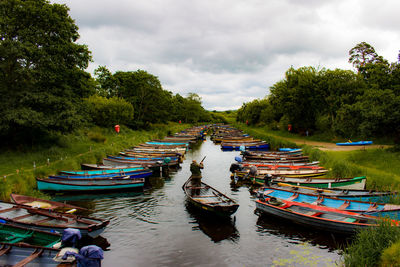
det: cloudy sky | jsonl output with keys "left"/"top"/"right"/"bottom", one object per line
{"left": 52, "top": 0, "right": 400, "bottom": 110}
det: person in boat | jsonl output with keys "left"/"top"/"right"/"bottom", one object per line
{"left": 264, "top": 174, "right": 272, "bottom": 187}
{"left": 190, "top": 159, "right": 204, "bottom": 195}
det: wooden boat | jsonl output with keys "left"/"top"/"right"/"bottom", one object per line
{"left": 10, "top": 193, "right": 86, "bottom": 213}
{"left": 269, "top": 183, "right": 399, "bottom": 203}
{"left": 103, "top": 157, "right": 179, "bottom": 169}
{"left": 244, "top": 155, "right": 309, "bottom": 161}
{"left": 236, "top": 168, "right": 328, "bottom": 178}
{"left": 129, "top": 147, "right": 187, "bottom": 154}
{"left": 81, "top": 163, "right": 138, "bottom": 170}
{"left": 37, "top": 177, "right": 145, "bottom": 193}
{"left": 269, "top": 176, "right": 367, "bottom": 190}
{"left": 109, "top": 155, "right": 179, "bottom": 162}
{"left": 258, "top": 187, "right": 400, "bottom": 220}
{"left": 120, "top": 151, "right": 180, "bottom": 158}
{"left": 52, "top": 169, "right": 152, "bottom": 179}
{"left": 241, "top": 160, "right": 320, "bottom": 167}
{"left": 182, "top": 177, "right": 239, "bottom": 217}
{"left": 0, "top": 223, "right": 77, "bottom": 267}
{"left": 255, "top": 194, "right": 394, "bottom": 235}
{"left": 221, "top": 142, "right": 270, "bottom": 151}
{"left": 0, "top": 201, "right": 109, "bottom": 237}
{"left": 60, "top": 167, "right": 146, "bottom": 176}
{"left": 241, "top": 164, "right": 324, "bottom": 171}
{"left": 336, "top": 141, "right": 373, "bottom": 146}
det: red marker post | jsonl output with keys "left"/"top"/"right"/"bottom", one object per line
{"left": 114, "top": 124, "right": 120, "bottom": 133}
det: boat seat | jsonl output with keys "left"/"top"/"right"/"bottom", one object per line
{"left": 338, "top": 201, "right": 350, "bottom": 210}
{"left": 0, "top": 245, "right": 12, "bottom": 256}
{"left": 344, "top": 217, "right": 357, "bottom": 223}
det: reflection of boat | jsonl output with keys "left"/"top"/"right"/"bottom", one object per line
{"left": 185, "top": 203, "right": 239, "bottom": 243}
{"left": 182, "top": 177, "right": 239, "bottom": 217}
{"left": 51, "top": 191, "right": 144, "bottom": 203}
{"left": 255, "top": 212, "right": 348, "bottom": 249}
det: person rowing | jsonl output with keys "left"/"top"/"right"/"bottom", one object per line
{"left": 190, "top": 156, "right": 205, "bottom": 195}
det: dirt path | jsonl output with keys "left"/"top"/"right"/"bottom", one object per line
{"left": 269, "top": 135, "right": 389, "bottom": 151}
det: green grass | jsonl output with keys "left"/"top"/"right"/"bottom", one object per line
{"left": 343, "top": 220, "right": 400, "bottom": 267}
{"left": 0, "top": 122, "right": 190, "bottom": 200}
{"left": 234, "top": 123, "right": 400, "bottom": 191}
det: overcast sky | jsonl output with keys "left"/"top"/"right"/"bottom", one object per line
{"left": 52, "top": 0, "right": 400, "bottom": 110}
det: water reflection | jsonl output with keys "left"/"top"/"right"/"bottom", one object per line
{"left": 185, "top": 203, "right": 239, "bottom": 243}
{"left": 255, "top": 211, "right": 349, "bottom": 251}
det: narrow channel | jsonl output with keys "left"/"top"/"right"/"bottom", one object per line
{"left": 53, "top": 136, "right": 344, "bottom": 266}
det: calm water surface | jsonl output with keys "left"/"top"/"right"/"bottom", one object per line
{"left": 53, "top": 137, "right": 346, "bottom": 266}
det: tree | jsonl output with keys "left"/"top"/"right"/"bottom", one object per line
{"left": 94, "top": 66, "right": 118, "bottom": 97}
{"left": 0, "top": 0, "right": 93, "bottom": 144}
{"left": 114, "top": 70, "right": 172, "bottom": 126}
{"left": 349, "top": 42, "right": 379, "bottom": 70}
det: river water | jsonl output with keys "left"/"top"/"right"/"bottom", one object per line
{"left": 53, "top": 137, "right": 345, "bottom": 267}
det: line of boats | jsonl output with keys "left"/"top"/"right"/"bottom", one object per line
{"left": 1, "top": 126, "right": 208, "bottom": 266}
{"left": 211, "top": 125, "right": 400, "bottom": 235}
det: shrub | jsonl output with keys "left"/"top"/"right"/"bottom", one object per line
{"left": 380, "top": 239, "right": 400, "bottom": 266}
{"left": 84, "top": 95, "right": 134, "bottom": 127}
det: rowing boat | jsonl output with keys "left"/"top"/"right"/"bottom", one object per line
{"left": 182, "top": 177, "right": 239, "bottom": 217}
{"left": 0, "top": 201, "right": 109, "bottom": 237}
{"left": 10, "top": 193, "right": 86, "bottom": 213}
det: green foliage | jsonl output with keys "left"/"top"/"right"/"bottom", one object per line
{"left": 380, "top": 239, "right": 400, "bottom": 266}
{"left": 84, "top": 95, "right": 134, "bottom": 127}
{"left": 0, "top": 0, "right": 94, "bottom": 144}
{"left": 343, "top": 220, "right": 400, "bottom": 267}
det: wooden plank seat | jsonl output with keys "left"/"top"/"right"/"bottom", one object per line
{"left": 0, "top": 245, "right": 12, "bottom": 256}
{"left": 14, "top": 248, "right": 44, "bottom": 267}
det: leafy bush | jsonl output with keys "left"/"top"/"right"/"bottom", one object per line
{"left": 84, "top": 95, "right": 134, "bottom": 127}
{"left": 380, "top": 239, "right": 400, "bottom": 266}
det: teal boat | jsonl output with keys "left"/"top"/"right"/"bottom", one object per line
{"left": 37, "top": 177, "right": 145, "bottom": 192}
{"left": 60, "top": 167, "right": 146, "bottom": 175}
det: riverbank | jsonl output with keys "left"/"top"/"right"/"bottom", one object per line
{"left": 233, "top": 123, "right": 400, "bottom": 190}
{"left": 0, "top": 122, "right": 190, "bottom": 200}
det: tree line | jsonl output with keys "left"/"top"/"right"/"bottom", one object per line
{"left": 0, "top": 0, "right": 225, "bottom": 147}
{"left": 237, "top": 42, "right": 400, "bottom": 141}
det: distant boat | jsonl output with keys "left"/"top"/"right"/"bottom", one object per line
{"left": 182, "top": 177, "right": 239, "bottom": 217}
{"left": 336, "top": 141, "right": 373, "bottom": 146}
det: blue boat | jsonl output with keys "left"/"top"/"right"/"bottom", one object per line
{"left": 278, "top": 148, "right": 302, "bottom": 152}
{"left": 60, "top": 167, "right": 146, "bottom": 175}
{"left": 146, "top": 141, "right": 189, "bottom": 146}
{"left": 221, "top": 143, "right": 270, "bottom": 151}
{"left": 109, "top": 155, "right": 178, "bottom": 161}
{"left": 54, "top": 169, "right": 152, "bottom": 179}
{"left": 36, "top": 177, "right": 145, "bottom": 192}
{"left": 258, "top": 187, "right": 400, "bottom": 220}
{"left": 336, "top": 141, "right": 373, "bottom": 146}
{"left": 49, "top": 170, "right": 152, "bottom": 179}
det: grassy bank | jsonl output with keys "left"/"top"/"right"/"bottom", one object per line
{"left": 233, "top": 123, "right": 400, "bottom": 191}
{"left": 0, "top": 122, "right": 190, "bottom": 200}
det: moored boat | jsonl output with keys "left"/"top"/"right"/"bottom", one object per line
{"left": 255, "top": 194, "right": 393, "bottom": 235}
{"left": 0, "top": 201, "right": 109, "bottom": 237}
{"left": 182, "top": 177, "right": 239, "bottom": 217}
{"left": 36, "top": 177, "right": 145, "bottom": 193}
{"left": 257, "top": 187, "right": 400, "bottom": 219}
{"left": 0, "top": 224, "right": 78, "bottom": 267}
{"left": 270, "top": 176, "right": 367, "bottom": 190}
{"left": 269, "top": 183, "right": 399, "bottom": 203}
{"left": 10, "top": 193, "right": 86, "bottom": 213}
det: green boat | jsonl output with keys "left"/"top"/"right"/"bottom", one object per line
{"left": 0, "top": 223, "right": 77, "bottom": 266}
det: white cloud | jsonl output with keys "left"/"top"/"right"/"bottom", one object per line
{"left": 53, "top": 0, "right": 400, "bottom": 110}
